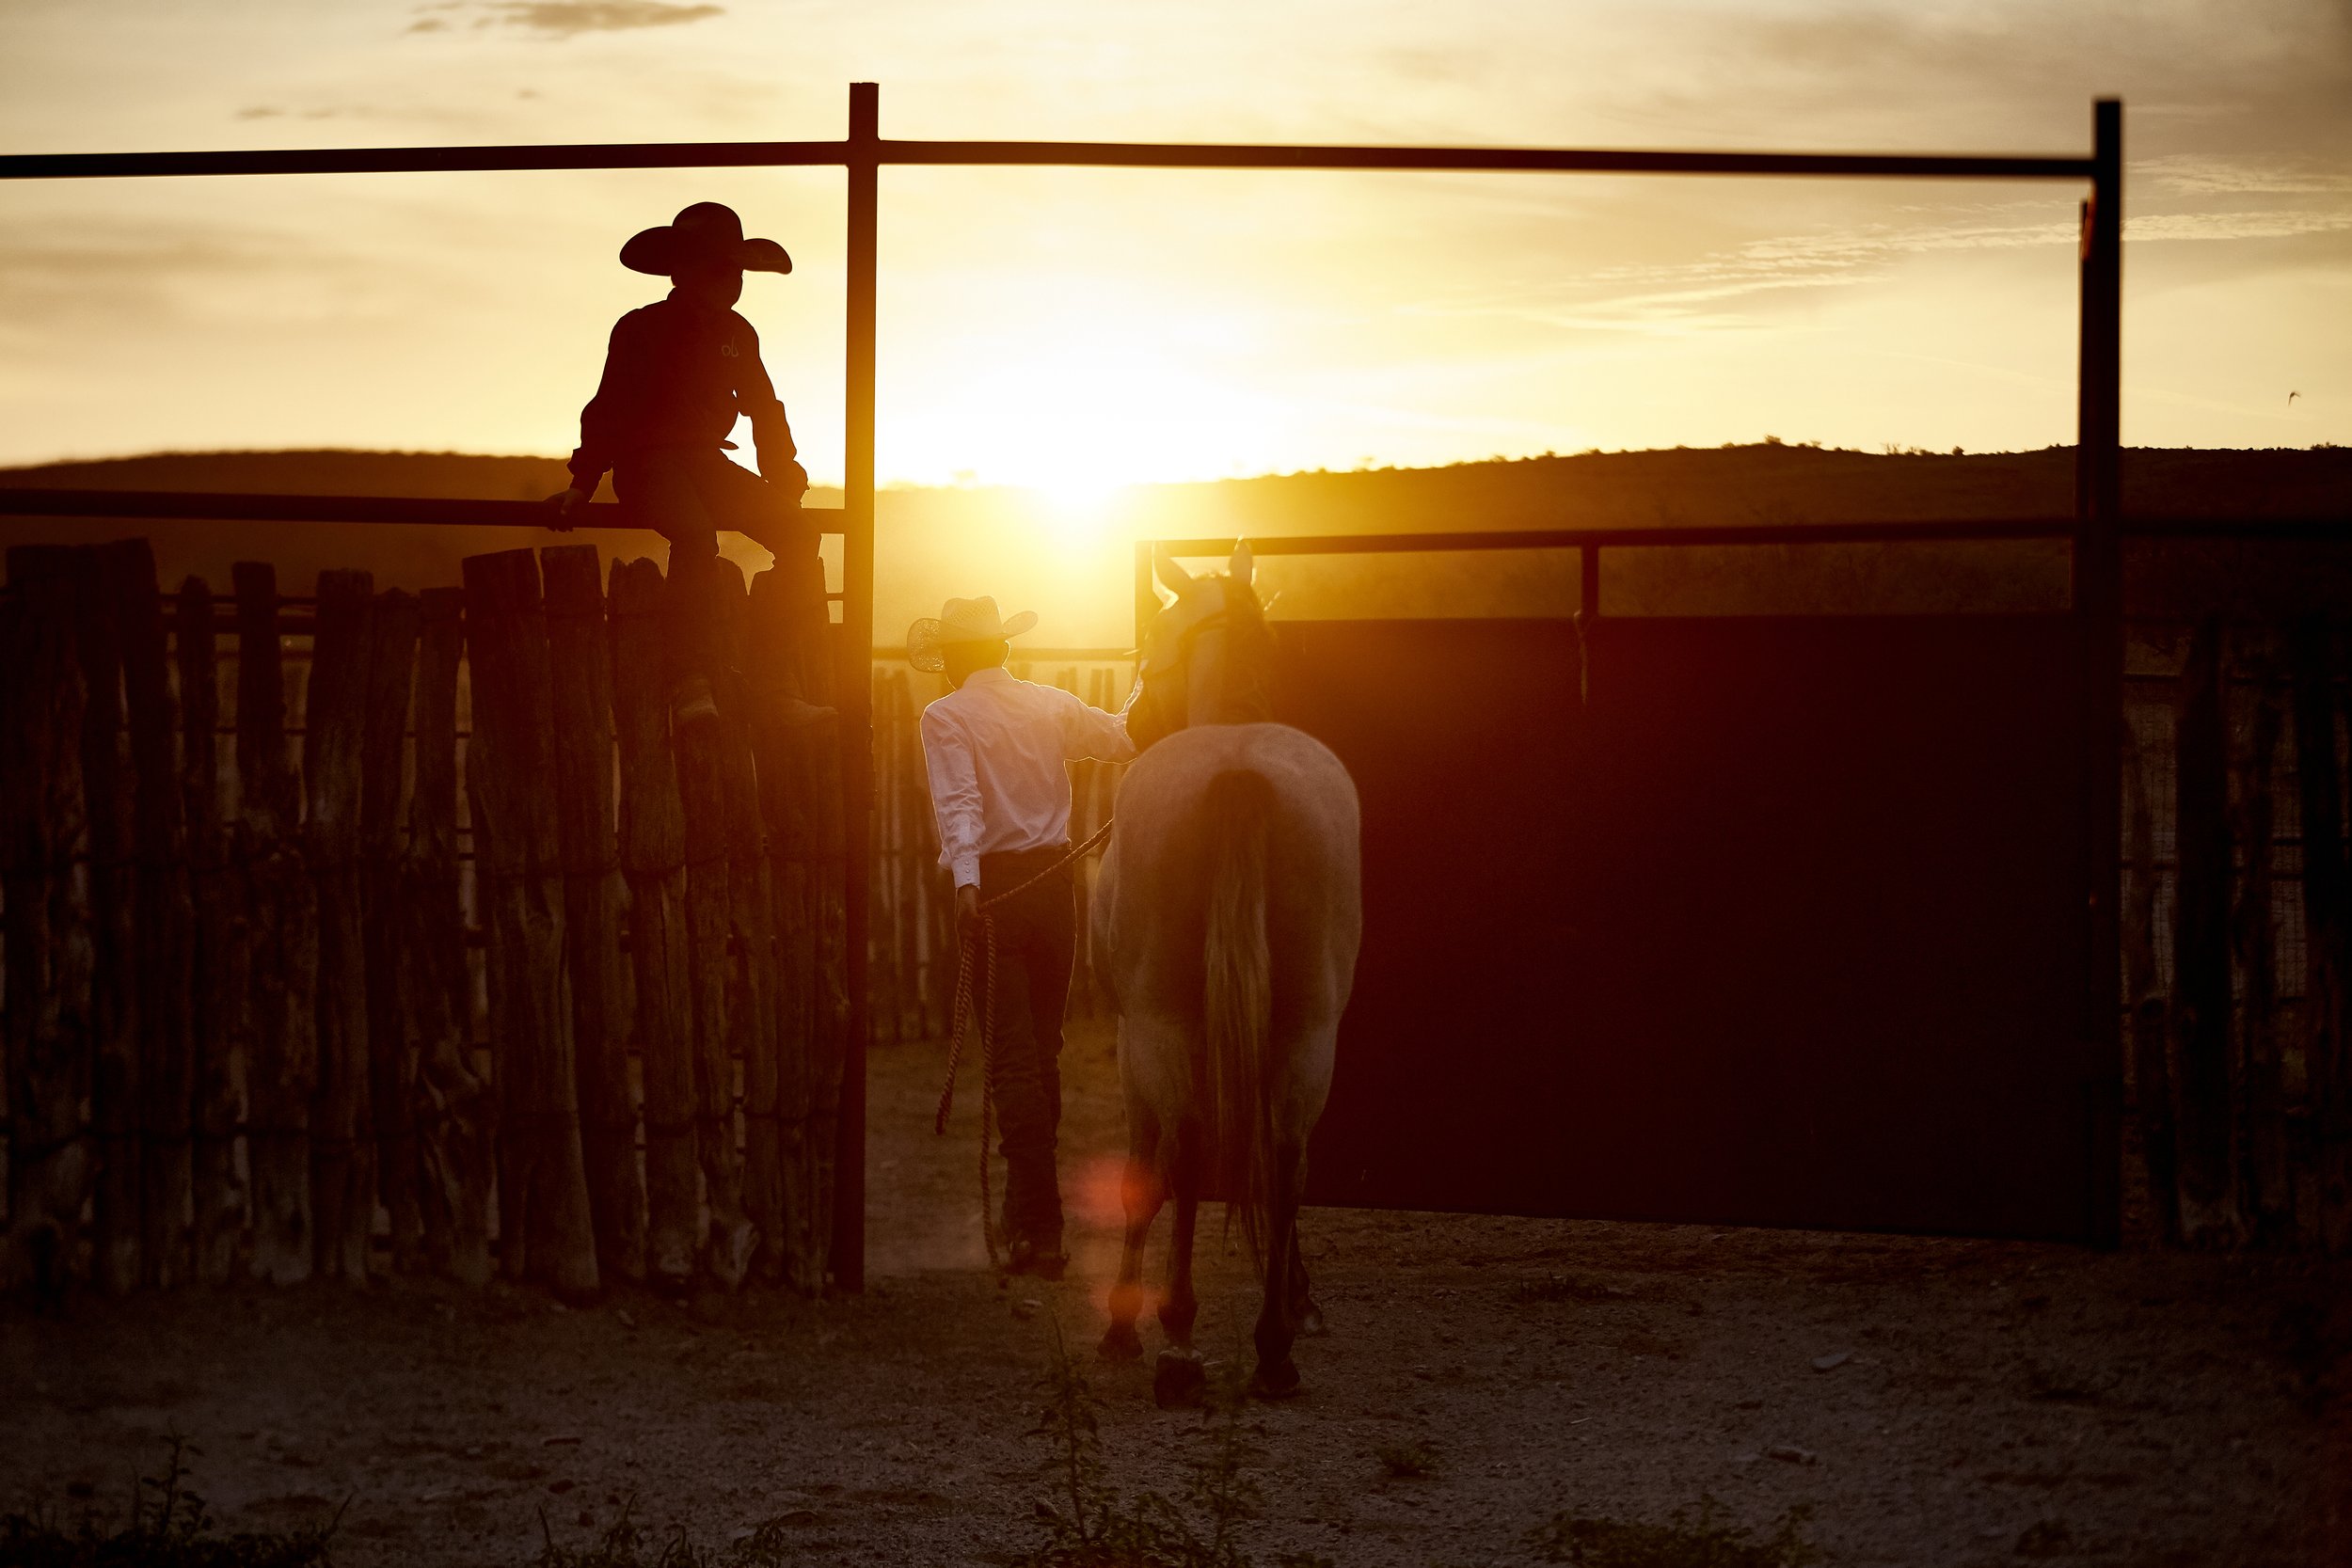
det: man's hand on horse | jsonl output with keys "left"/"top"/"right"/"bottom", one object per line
{"left": 545, "top": 485, "right": 590, "bottom": 531}
{"left": 956, "top": 884, "right": 983, "bottom": 944}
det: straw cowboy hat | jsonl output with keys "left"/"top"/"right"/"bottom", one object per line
{"left": 620, "top": 201, "right": 792, "bottom": 276}
{"left": 907, "top": 596, "right": 1039, "bottom": 673}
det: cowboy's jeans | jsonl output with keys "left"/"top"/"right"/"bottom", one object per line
{"left": 977, "top": 847, "right": 1076, "bottom": 1256}
{"left": 614, "top": 448, "right": 814, "bottom": 700}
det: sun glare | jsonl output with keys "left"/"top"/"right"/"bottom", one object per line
{"left": 1035, "top": 472, "right": 1124, "bottom": 546}
{"left": 886, "top": 290, "right": 1278, "bottom": 516}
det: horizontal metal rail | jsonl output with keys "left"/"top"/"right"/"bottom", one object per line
{"left": 6, "top": 492, "right": 2344, "bottom": 548}
{"left": 879, "top": 142, "right": 2093, "bottom": 180}
{"left": 0, "top": 139, "right": 2095, "bottom": 183}
{"left": 0, "top": 485, "right": 845, "bottom": 531}
{"left": 1147, "top": 516, "right": 2352, "bottom": 555}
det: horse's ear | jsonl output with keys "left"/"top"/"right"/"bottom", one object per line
{"left": 1154, "top": 548, "right": 1195, "bottom": 596}
{"left": 1230, "top": 539, "right": 1254, "bottom": 589}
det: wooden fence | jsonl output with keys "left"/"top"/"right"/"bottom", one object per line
{"left": 11, "top": 546, "right": 2344, "bottom": 1281}
{"left": 2122, "top": 617, "right": 2352, "bottom": 1251}
{"left": 0, "top": 540, "right": 849, "bottom": 1297}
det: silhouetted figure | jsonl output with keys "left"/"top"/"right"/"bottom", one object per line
{"left": 549, "top": 201, "right": 823, "bottom": 726}
{"left": 914, "top": 597, "right": 1136, "bottom": 1278}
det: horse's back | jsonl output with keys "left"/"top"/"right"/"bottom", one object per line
{"left": 1100, "top": 721, "right": 1361, "bottom": 1028}
{"left": 1116, "top": 721, "right": 1358, "bottom": 852}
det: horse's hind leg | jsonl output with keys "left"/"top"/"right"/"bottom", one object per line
{"left": 1288, "top": 1222, "right": 1326, "bottom": 1338}
{"left": 1098, "top": 1118, "right": 1161, "bottom": 1363}
{"left": 1250, "top": 1142, "right": 1308, "bottom": 1399}
{"left": 1152, "top": 1143, "right": 1208, "bottom": 1408}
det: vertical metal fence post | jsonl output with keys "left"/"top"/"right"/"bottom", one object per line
{"left": 2076, "top": 96, "right": 2124, "bottom": 1247}
{"left": 1134, "top": 541, "right": 1158, "bottom": 650}
{"left": 834, "top": 80, "right": 880, "bottom": 1291}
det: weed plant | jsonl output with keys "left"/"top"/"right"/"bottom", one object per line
{"left": 0, "top": 1438, "right": 338, "bottom": 1568}
{"left": 1021, "top": 1321, "right": 1332, "bottom": 1568}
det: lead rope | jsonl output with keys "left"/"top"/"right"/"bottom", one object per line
{"left": 933, "top": 816, "right": 1117, "bottom": 1269}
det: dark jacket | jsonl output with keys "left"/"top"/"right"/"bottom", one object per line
{"left": 567, "top": 291, "right": 797, "bottom": 492}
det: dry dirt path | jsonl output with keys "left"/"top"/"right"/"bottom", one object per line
{"left": 4, "top": 1017, "right": 2345, "bottom": 1566}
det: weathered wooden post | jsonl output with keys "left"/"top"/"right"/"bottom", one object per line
{"left": 179, "top": 577, "right": 246, "bottom": 1284}
{"left": 74, "top": 546, "right": 140, "bottom": 1292}
{"left": 668, "top": 560, "right": 756, "bottom": 1289}
{"left": 2121, "top": 699, "right": 2174, "bottom": 1244}
{"left": 2171, "top": 617, "right": 2239, "bottom": 1244}
{"left": 464, "top": 547, "right": 599, "bottom": 1297}
{"left": 307, "top": 569, "right": 376, "bottom": 1283}
{"left": 611, "top": 559, "right": 699, "bottom": 1290}
{"left": 2233, "top": 643, "right": 2289, "bottom": 1244}
{"left": 236, "top": 561, "right": 318, "bottom": 1285}
{"left": 869, "top": 666, "right": 902, "bottom": 1046}
{"left": 889, "top": 670, "right": 921, "bottom": 1042}
{"left": 407, "top": 587, "right": 494, "bottom": 1284}
{"left": 543, "top": 545, "right": 644, "bottom": 1284}
{"left": 764, "top": 547, "right": 849, "bottom": 1290}
{"left": 363, "top": 589, "right": 422, "bottom": 1269}
{"left": 747, "top": 564, "right": 816, "bottom": 1289}
{"left": 2289, "top": 614, "right": 2350, "bottom": 1253}
{"left": 718, "top": 564, "right": 787, "bottom": 1282}
{"left": 2, "top": 548, "right": 94, "bottom": 1292}
{"left": 105, "top": 540, "right": 195, "bottom": 1289}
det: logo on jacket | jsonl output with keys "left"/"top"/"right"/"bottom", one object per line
{"left": 720, "top": 342, "right": 740, "bottom": 358}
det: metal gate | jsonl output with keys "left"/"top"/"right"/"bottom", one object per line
{"left": 1269, "top": 610, "right": 2109, "bottom": 1243}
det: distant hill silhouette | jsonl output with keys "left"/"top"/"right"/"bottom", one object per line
{"left": 3, "top": 444, "right": 2345, "bottom": 643}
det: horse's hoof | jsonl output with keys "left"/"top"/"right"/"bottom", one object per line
{"left": 1153, "top": 1349, "right": 1208, "bottom": 1409}
{"left": 1296, "top": 1301, "right": 1328, "bottom": 1338}
{"left": 1098, "top": 1322, "right": 1145, "bottom": 1363}
{"left": 1249, "top": 1356, "right": 1302, "bottom": 1400}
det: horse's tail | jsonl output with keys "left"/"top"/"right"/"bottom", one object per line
{"left": 1202, "top": 768, "right": 1277, "bottom": 1275}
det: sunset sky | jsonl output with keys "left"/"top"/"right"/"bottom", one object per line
{"left": 1, "top": 0, "right": 2346, "bottom": 487}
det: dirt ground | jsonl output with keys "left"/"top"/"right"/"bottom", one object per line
{"left": 5, "top": 1017, "right": 2347, "bottom": 1566}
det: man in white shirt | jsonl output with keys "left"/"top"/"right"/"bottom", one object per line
{"left": 913, "top": 596, "right": 1136, "bottom": 1278}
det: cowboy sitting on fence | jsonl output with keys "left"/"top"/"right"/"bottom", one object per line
{"left": 914, "top": 596, "right": 1136, "bottom": 1278}
{"left": 549, "top": 200, "right": 824, "bottom": 728}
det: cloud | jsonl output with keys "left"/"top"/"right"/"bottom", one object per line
{"left": 0, "top": 215, "right": 398, "bottom": 354}
{"left": 2139, "top": 153, "right": 2352, "bottom": 196}
{"left": 1403, "top": 200, "right": 2352, "bottom": 337}
{"left": 410, "top": 1, "right": 724, "bottom": 38}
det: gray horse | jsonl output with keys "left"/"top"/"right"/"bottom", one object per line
{"left": 1093, "top": 543, "right": 1362, "bottom": 1403}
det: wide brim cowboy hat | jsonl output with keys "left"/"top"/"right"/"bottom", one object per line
{"left": 620, "top": 201, "right": 792, "bottom": 277}
{"left": 907, "top": 596, "right": 1039, "bottom": 673}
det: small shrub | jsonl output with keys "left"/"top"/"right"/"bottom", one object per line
{"left": 0, "top": 1437, "right": 340, "bottom": 1568}
{"left": 1527, "top": 1498, "right": 1816, "bottom": 1568}
{"left": 1018, "top": 1320, "right": 1331, "bottom": 1568}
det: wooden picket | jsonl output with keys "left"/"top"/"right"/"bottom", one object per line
{"left": 0, "top": 536, "right": 866, "bottom": 1298}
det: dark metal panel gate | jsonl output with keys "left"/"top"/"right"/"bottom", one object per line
{"left": 1277, "top": 614, "right": 2104, "bottom": 1242}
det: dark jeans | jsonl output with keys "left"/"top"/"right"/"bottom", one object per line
{"left": 614, "top": 448, "right": 814, "bottom": 698}
{"left": 979, "top": 846, "right": 1077, "bottom": 1254}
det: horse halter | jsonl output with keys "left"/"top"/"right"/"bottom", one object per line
{"left": 1141, "top": 606, "right": 1232, "bottom": 678}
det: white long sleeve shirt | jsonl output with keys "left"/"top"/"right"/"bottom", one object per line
{"left": 918, "top": 666, "right": 1136, "bottom": 888}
